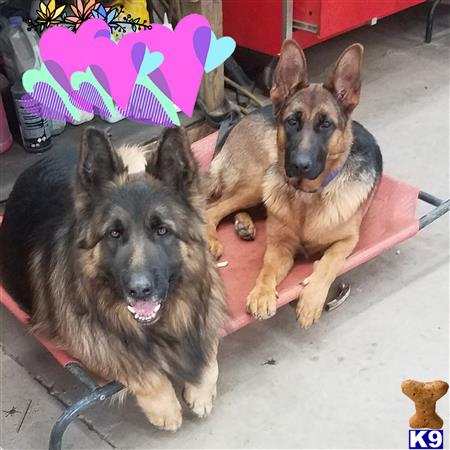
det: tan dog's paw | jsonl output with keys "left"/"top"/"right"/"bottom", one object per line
{"left": 208, "top": 234, "right": 223, "bottom": 259}
{"left": 146, "top": 402, "right": 182, "bottom": 432}
{"left": 246, "top": 285, "right": 277, "bottom": 320}
{"left": 296, "top": 282, "right": 328, "bottom": 329}
{"left": 234, "top": 212, "right": 256, "bottom": 241}
{"left": 183, "top": 382, "right": 216, "bottom": 418}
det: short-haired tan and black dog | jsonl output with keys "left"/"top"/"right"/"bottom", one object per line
{"left": 206, "top": 39, "right": 382, "bottom": 328}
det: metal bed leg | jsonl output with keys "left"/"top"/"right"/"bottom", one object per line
{"left": 48, "top": 382, "right": 124, "bottom": 450}
{"left": 425, "top": 0, "right": 442, "bottom": 43}
{"left": 418, "top": 191, "right": 450, "bottom": 230}
{"left": 419, "top": 199, "right": 449, "bottom": 229}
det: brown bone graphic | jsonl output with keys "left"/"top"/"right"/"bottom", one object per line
{"left": 401, "top": 380, "right": 449, "bottom": 429}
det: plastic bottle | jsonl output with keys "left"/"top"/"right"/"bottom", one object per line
{"left": 49, "top": 119, "right": 66, "bottom": 135}
{"left": 0, "top": 96, "right": 13, "bottom": 154}
{"left": 0, "top": 16, "right": 41, "bottom": 82}
{"left": 0, "top": 17, "right": 72, "bottom": 131}
{"left": 11, "top": 81, "right": 52, "bottom": 153}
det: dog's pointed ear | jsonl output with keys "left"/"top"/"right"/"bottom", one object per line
{"left": 148, "top": 127, "right": 199, "bottom": 195}
{"left": 324, "top": 43, "right": 364, "bottom": 114}
{"left": 270, "top": 39, "right": 308, "bottom": 117}
{"left": 77, "top": 127, "right": 124, "bottom": 192}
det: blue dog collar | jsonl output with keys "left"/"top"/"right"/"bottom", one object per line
{"left": 322, "top": 162, "right": 346, "bottom": 187}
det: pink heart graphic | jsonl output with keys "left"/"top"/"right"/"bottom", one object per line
{"left": 34, "top": 16, "right": 214, "bottom": 120}
{"left": 40, "top": 20, "right": 146, "bottom": 111}
{"left": 84, "top": 31, "right": 144, "bottom": 110}
{"left": 40, "top": 19, "right": 111, "bottom": 93}
{"left": 140, "top": 14, "right": 212, "bottom": 116}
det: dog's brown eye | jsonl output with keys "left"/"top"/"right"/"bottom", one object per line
{"left": 320, "top": 119, "right": 331, "bottom": 128}
{"left": 156, "top": 226, "right": 169, "bottom": 236}
{"left": 109, "top": 229, "right": 121, "bottom": 239}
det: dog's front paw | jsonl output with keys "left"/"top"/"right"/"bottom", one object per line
{"left": 144, "top": 399, "right": 182, "bottom": 431}
{"left": 246, "top": 285, "right": 277, "bottom": 320}
{"left": 207, "top": 231, "right": 223, "bottom": 259}
{"left": 234, "top": 212, "right": 256, "bottom": 241}
{"left": 183, "top": 382, "right": 216, "bottom": 418}
{"left": 296, "top": 282, "right": 328, "bottom": 329}
{"left": 148, "top": 409, "right": 182, "bottom": 432}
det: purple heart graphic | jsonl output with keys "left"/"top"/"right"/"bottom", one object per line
{"left": 148, "top": 68, "right": 171, "bottom": 100}
{"left": 193, "top": 27, "right": 211, "bottom": 66}
{"left": 25, "top": 82, "right": 74, "bottom": 121}
{"left": 45, "top": 60, "right": 71, "bottom": 93}
{"left": 142, "top": 14, "right": 212, "bottom": 115}
{"left": 90, "top": 64, "right": 111, "bottom": 96}
{"left": 132, "top": 42, "right": 146, "bottom": 74}
{"left": 119, "top": 84, "right": 173, "bottom": 127}
{"left": 71, "top": 82, "right": 111, "bottom": 118}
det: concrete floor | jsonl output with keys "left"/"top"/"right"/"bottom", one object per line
{"left": 1, "top": 3, "right": 449, "bottom": 449}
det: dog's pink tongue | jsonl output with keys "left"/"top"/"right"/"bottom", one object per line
{"left": 133, "top": 301, "right": 158, "bottom": 315}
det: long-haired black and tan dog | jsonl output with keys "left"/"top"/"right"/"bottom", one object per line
{"left": 206, "top": 39, "right": 382, "bottom": 328}
{"left": 0, "top": 127, "right": 226, "bottom": 430}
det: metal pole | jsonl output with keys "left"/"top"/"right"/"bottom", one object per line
{"left": 418, "top": 190, "right": 443, "bottom": 207}
{"left": 418, "top": 190, "right": 449, "bottom": 230}
{"left": 282, "top": 0, "right": 293, "bottom": 40}
{"left": 48, "top": 382, "right": 124, "bottom": 450}
{"left": 419, "top": 199, "right": 449, "bottom": 230}
{"left": 66, "top": 363, "right": 98, "bottom": 392}
{"left": 425, "top": 0, "right": 442, "bottom": 43}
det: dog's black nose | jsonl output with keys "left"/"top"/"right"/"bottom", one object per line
{"left": 291, "top": 154, "right": 312, "bottom": 174}
{"left": 127, "top": 274, "right": 152, "bottom": 299}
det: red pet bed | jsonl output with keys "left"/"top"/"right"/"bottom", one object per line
{"left": 1, "top": 131, "right": 448, "bottom": 450}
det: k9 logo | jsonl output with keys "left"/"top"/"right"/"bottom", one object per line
{"left": 409, "top": 430, "right": 444, "bottom": 449}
